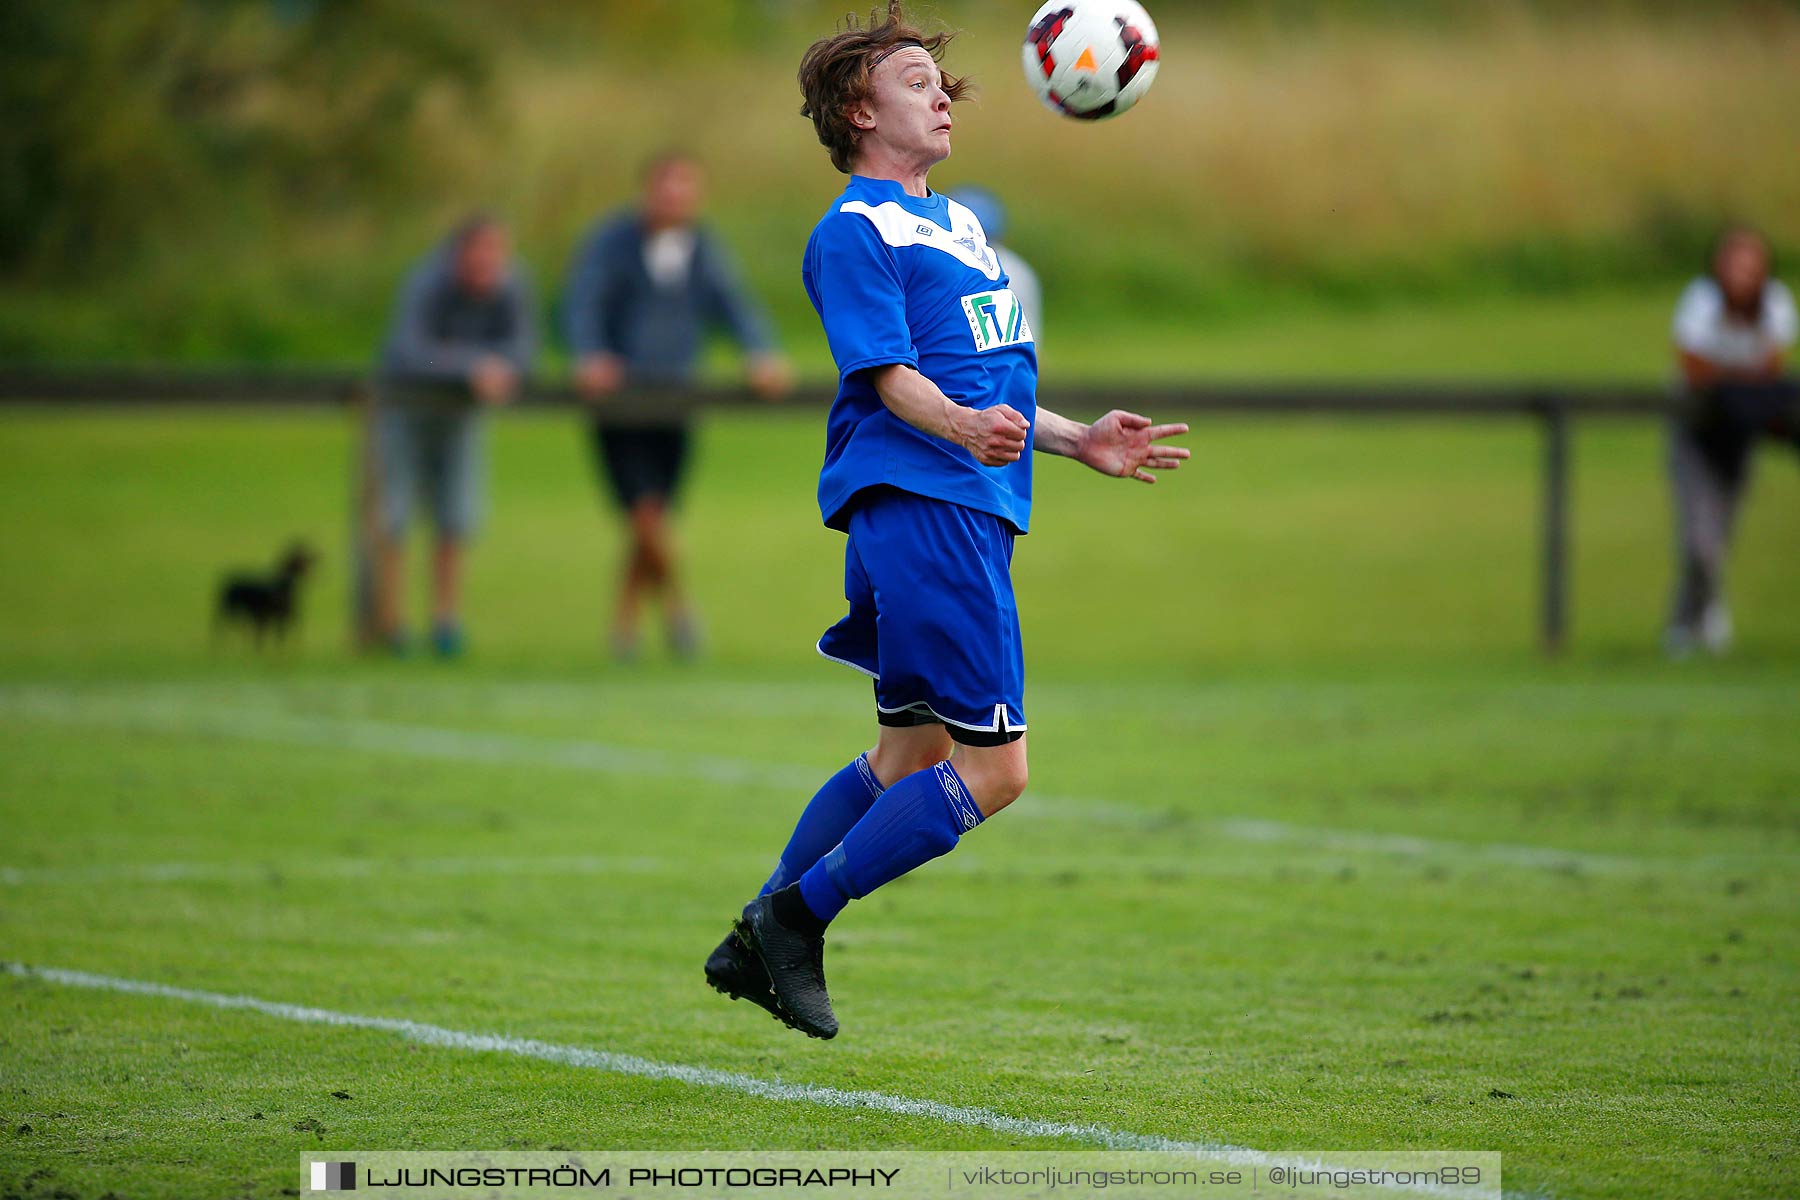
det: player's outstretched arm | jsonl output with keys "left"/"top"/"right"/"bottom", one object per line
{"left": 870, "top": 364, "right": 1031, "bottom": 466}
{"left": 1034, "top": 407, "right": 1190, "bottom": 484}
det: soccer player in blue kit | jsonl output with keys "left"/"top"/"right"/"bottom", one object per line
{"left": 705, "top": 2, "right": 1191, "bottom": 1039}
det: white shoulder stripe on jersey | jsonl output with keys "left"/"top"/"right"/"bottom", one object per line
{"left": 838, "top": 198, "right": 1002, "bottom": 281}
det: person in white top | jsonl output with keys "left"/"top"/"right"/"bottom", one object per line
{"left": 563, "top": 153, "right": 791, "bottom": 661}
{"left": 1666, "top": 225, "right": 1798, "bottom": 656}
{"left": 949, "top": 187, "right": 1042, "bottom": 349}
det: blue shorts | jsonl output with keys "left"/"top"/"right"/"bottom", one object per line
{"left": 816, "top": 488, "right": 1026, "bottom": 745}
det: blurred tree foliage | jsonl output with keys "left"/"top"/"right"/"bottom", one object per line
{"left": 2, "top": 0, "right": 1795, "bottom": 364}
{"left": 0, "top": 0, "right": 492, "bottom": 277}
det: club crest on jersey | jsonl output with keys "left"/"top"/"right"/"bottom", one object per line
{"left": 954, "top": 232, "right": 994, "bottom": 273}
{"left": 960, "top": 288, "right": 1034, "bottom": 352}
{"left": 837, "top": 200, "right": 1004, "bottom": 280}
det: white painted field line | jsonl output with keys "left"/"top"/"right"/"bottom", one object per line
{"left": 0, "top": 689, "right": 823, "bottom": 791}
{"left": 1205, "top": 818, "right": 1619, "bottom": 872}
{"left": 0, "top": 854, "right": 664, "bottom": 887}
{"left": 1, "top": 688, "right": 1769, "bottom": 874}
{"left": 0, "top": 962, "right": 1475, "bottom": 1198}
{"left": 0, "top": 849, "right": 1375, "bottom": 889}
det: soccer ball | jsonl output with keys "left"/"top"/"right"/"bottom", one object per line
{"left": 1021, "top": 1, "right": 1161, "bottom": 121}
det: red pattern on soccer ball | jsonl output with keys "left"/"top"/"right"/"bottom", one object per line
{"left": 1114, "top": 17, "right": 1159, "bottom": 88}
{"left": 1047, "top": 90, "right": 1117, "bottom": 121}
{"left": 1026, "top": 7, "right": 1074, "bottom": 79}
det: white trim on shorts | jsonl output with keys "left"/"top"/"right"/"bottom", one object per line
{"left": 815, "top": 641, "right": 1027, "bottom": 734}
{"left": 875, "top": 699, "right": 1026, "bottom": 736}
{"left": 814, "top": 638, "right": 879, "bottom": 680}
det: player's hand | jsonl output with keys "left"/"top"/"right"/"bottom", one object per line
{"left": 469, "top": 355, "right": 519, "bottom": 406}
{"left": 575, "top": 353, "right": 626, "bottom": 403}
{"left": 746, "top": 354, "right": 792, "bottom": 402}
{"left": 957, "top": 403, "right": 1031, "bottom": 466}
{"left": 1077, "top": 410, "right": 1189, "bottom": 483}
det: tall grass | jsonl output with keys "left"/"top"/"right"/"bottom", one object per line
{"left": 493, "top": 6, "right": 1800, "bottom": 309}
{"left": 4, "top": 2, "right": 1797, "bottom": 363}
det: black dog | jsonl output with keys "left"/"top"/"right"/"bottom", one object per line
{"left": 215, "top": 543, "right": 317, "bottom": 646}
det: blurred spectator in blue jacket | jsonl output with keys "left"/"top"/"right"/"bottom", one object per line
{"left": 1666, "top": 225, "right": 1797, "bottom": 657}
{"left": 376, "top": 215, "right": 535, "bottom": 658}
{"left": 565, "top": 151, "right": 789, "bottom": 660}
{"left": 952, "top": 186, "right": 1042, "bottom": 347}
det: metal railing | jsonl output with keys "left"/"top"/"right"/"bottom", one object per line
{"left": 0, "top": 367, "right": 1682, "bottom": 654}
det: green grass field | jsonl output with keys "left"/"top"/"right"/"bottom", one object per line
{"left": 2, "top": 407, "right": 1797, "bottom": 1199}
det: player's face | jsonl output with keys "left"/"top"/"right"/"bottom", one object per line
{"left": 862, "top": 47, "right": 954, "bottom": 167}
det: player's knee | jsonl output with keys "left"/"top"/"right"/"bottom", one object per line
{"left": 960, "top": 751, "right": 1028, "bottom": 817}
{"left": 989, "top": 758, "right": 1029, "bottom": 811}
{"left": 867, "top": 736, "right": 951, "bottom": 785}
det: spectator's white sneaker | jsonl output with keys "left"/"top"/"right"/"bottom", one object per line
{"left": 668, "top": 610, "right": 703, "bottom": 661}
{"left": 1700, "top": 603, "right": 1734, "bottom": 655}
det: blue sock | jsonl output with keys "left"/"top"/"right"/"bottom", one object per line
{"left": 759, "top": 753, "right": 886, "bottom": 895}
{"left": 797, "top": 761, "right": 984, "bottom": 925}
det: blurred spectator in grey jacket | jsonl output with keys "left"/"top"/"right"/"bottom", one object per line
{"left": 377, "top": 215, "right": 535, "bottom": 658}
{"left": 1665, "top": 225, "right": 1797, "bottom": 657}
{"left": 565, "top": 151, "right": 789, "bottom": 660}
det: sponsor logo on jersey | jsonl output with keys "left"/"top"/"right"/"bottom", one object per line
{"left": 960, "top": 289, "right": 1034, "bottom": 352}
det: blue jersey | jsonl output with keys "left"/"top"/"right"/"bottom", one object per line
{"left": 803, "top": 176, "right": 1038, "bottom": 534}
